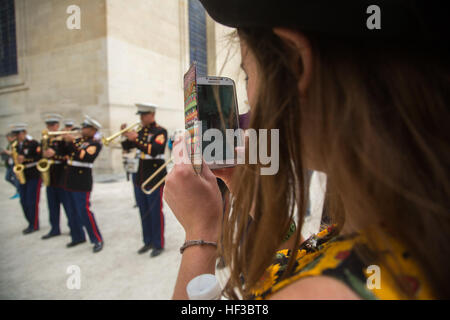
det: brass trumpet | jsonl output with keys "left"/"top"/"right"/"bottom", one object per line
{"left": 102, "top": 122, "right": 141, "bottom": 146}
{"left": 141, "top": 158, "right": 173, "bottom": 195}
{"left": 46, "top": 130, "right": 81, "bottom": 136}
{"left": 11, "top": 141, "right": 26, "bottom": 185}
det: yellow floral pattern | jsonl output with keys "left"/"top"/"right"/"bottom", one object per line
{"left": 250, "top": 225, "right": 435, "bottom": 300}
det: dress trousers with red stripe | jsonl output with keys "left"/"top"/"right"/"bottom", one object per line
{"left": 122, "top": 122, "right": 167, "bottom": 250}
{"left": 44, "top": 136, "right": 79, "bottom": 238}
{"left": 17, "top": 138, "right": 42, "bottom": 231}
{"left": 62, "top": 137, "right": 103, "bottom": 245}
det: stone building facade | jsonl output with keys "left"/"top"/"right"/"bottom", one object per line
{"left": 0, "top": 0, "right": 248, "bottom": 174}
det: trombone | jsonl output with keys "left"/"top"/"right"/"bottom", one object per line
{"left": 141, "top": 158, "right": 173, "bottom": 195}
{"left": 102, "top": 122, "right": 141, "bottom": 146}
{"left": 140, "top": 129, "right": 186, "bottom": 195}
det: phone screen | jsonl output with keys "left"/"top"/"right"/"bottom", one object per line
{"left": 197, "top": 83, "right": 240, "bottom": 166}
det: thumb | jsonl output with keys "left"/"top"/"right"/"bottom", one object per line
{"left": 200, "top": 157, "right": 216, "bottom": 182}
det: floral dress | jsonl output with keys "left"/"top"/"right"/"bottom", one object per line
{"left": 250, "top": 225, "right": 435, "bottom": 300}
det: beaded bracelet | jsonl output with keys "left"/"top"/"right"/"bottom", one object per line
{"left": 180, "top": 240, "right": 218, "bottom": 254}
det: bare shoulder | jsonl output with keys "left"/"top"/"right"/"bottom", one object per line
{"left": 269, "top": 276, "right": 361, "bottom": 300}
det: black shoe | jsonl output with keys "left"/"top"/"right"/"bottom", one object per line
{"left": 66, "top": 239, "right": 86, "bottom": 248}
{"left": 93, "top": 242, "right": 103, "bottom": 253}
{"left": 150, "top": 248, "right": 164, "bottom": 258}
{"left": 138, "top": 244, "right": 152, "bottom": 254}
{"left": 42, "top": 232, "right": 61, "bottom": 240}
{"left": 22, "top": 227, "right": 38, "bottom": 235}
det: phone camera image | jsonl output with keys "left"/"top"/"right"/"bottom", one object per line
{"left": 197, "top": 83, "right": 240, "bottom": 166}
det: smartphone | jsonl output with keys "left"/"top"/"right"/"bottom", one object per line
{"left": 197, "top": 76, "right": 243, "bottom": 169}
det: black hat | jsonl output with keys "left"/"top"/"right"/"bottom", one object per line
{"left": 199, "top": 0, "right": 448, "bottom": 42}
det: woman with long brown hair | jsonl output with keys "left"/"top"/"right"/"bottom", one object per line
{"left": 164, "top": 0, "right": 449, "bottom": 299}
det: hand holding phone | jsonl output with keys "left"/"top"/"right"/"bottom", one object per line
{"left": 184, "top": 63, "right": 244, "bottom": 172}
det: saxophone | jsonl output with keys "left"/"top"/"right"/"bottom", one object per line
{"left": 11, "top": 141, "right": 26, "bottom": 185}
{"left": 37, "top": 130, "right": 52, "bottom": 187}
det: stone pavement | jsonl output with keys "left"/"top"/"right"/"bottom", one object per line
{"left": 0, "top": 171, "right": 185, "bottom": 299}
{"left": 0, "top": 169, "right": 325, "bottom": 300}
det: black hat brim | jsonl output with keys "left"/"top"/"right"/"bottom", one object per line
{"left": 199, "top": 0, "right": 449, "bottom": 41}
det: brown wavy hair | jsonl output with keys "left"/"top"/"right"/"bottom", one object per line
{"left": 219, "top": 28, "right": 450, "bottom": 299}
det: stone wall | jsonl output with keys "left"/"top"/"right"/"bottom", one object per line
{"left": 0, "top": 0, "right": 110, "bottom": 171}
{"left": 104, "top": 0, "right": 188, "bottom": 173}
{"left": 0, "top": 0, "right": 247, "bottom": 174}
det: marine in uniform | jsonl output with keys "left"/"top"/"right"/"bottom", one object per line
{"left": 12, "top": 124, "right": 42, "bottom": 234}
{"left": 40, "top": 114, "right": 76, "bottom": 240}
{"left": 121, "top": 103, "right": 167, "bottom": 258}
{"left": 62, "top": 115, "right": 104, "bottom": 253}
{"left": 1, "top": 131, "right": 20, "bottom": 199}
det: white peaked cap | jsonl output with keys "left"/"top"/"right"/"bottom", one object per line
{"left": 63, "top": 119, "right": 76, "bottom": 126}
{"left": 135, "top": 102, "right": 159, "bottom": 114}
{"left": 82, "top": 114, "right": 102, "bottom": 130}
{"left": 44, "top": 113, "right": 63, "bottom": 123}
{"left": 10, "top": 123, "right": 28, "bottom": 133}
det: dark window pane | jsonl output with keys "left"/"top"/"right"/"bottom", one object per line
{"left": 188, "top": 0, "right": 207, "bottom": 77}
{"left": 0, "top": 0, "right": 18, "bottom": 77}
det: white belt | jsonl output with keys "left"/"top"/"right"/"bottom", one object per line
{"left": 68, "top": 160, "right": 94, "bottom": 169}
{"left": 24, "top": 162, "right": 38, "bottom": 169}
{"left": 140, "top": 154, "right": 165, "bottom": 160}
{"left": 53, "top": 160, "right": 62, "bottom": 165}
